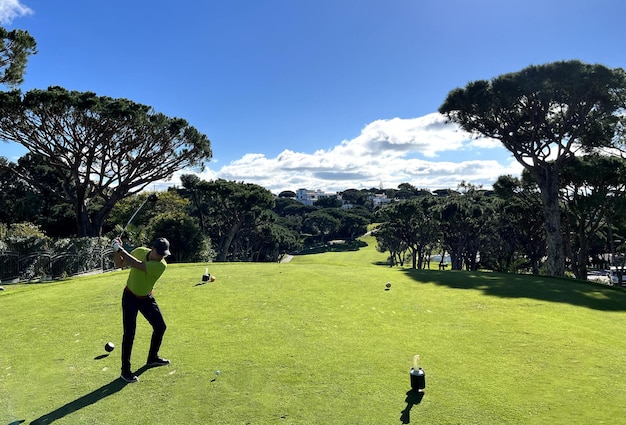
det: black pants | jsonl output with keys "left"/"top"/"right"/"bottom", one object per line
{"left": 121, "top": 288, "right": 167, "bottom": 373}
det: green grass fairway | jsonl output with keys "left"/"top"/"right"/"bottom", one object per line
{"left": 3, "top": 235, "right": 626, "bottom": 424}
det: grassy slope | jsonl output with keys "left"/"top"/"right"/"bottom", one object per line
{"left": 2, "top": 235, "right": 626, "bottom": 424}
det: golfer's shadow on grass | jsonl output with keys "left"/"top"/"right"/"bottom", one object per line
{"left": 29, "top": 365, "right": 151, "bottom": 425}
{"left": 400, "top": 389, "right": 424, "bottom": 424}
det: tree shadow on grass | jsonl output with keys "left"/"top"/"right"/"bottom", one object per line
{"left": 29, "top": 365, "right": 151, "bottom": 424}
{"left": 400, "top": 268, "right": 626, "bottom": 312}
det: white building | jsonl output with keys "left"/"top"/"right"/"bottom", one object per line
{"left": 296, "top": 188, "right": 338, "bottom": 206}
{"left": 368, "top": 193, "right": 391, "bottom": 207}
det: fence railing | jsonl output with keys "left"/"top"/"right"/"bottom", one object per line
{"left": 0, "top": 248, "right": 117, "bottom": 283}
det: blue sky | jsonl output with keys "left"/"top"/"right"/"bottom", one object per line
{"left": 1, "top": 0, "right": 625, "bottom": 193}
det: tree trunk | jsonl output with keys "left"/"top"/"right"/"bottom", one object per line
{"left": 216, "top": 221, "right": 242, "bottom": 261}
{"left": 575, "top": 247, "right": 588, "bottom": 280}
{"left": 607, "top": 222, "right": 616, "bottom": 266}
{"left": 410, "top": 246, "right": 418, "bottom": 269}
{"left": 571, "top": 220, "right": 590, "bottom": 280}
{"left": 450, "top": 252, "right": 462, "bottom": 270}
{"left": 191, "top": 189, "right": 206, "bottom": 233}
{"left": 75, "top": 199, "right": 97, "bottom": 237}
{"left": 537, "top": 167, "right": 566, "bottom": 277}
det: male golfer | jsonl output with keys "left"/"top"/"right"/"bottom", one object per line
{"left": 112, "top": 237, "right": 171, "bottom": 383}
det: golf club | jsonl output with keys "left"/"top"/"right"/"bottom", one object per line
{"left": 118, "top": 193, "right": 158, "bottom": 238}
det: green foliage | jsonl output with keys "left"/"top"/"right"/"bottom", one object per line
{"left": 376, "top": 197, "right": 441, "bottom": 269}
{"left": 436, "top": 185, "right": 498, "bottom": 271}
{"left": 107, "top": 191, "right": 188, "bottom": 241}
{"left": 179, "top": 178, "right": 277, "bottom": 261}
{"left": 0, "top": 86, "right": 212, "bottom": 236}
{"left": 3, "top": 153, "right": 77, "bottom": 236}
{"left": 1, "top": 222, "right": 49, "bottom": 253}
{"left": 491, "top": 173, "right": 546, "bottom": 274}
{"left": 51, "top": 237, "right": 113, "bottom": 277}
{"left": 374, "top": 182, "right": 550, "bottom": 274}
{"left": 277, "top": 190, "right": 296, "bottom": 198}
{"left": 106, "top": 190, "right": 213, "bottom": 263}
{"left": 0, "top": 232, "right": 112, "bottom": 281}
{"left": 440, "top": 60, "right": 626, "bottom": 277}
{"left": 277, "top": 199, "right": 316, "bottom": 217}
{"left": 339, "top": 188, "right": 368, "bottom": 205}
{"left": 147, "top": 211, "right": 211, "bottom": 263}
{"left": 0, "top": 157, "right": 46, "bottom": 228}
{"left": 302, "top": 210, "right": 340, "bottom": 242}
{"left": 6, "top": 221, "right": 46, "bottom": 238}
{"left": 0, "top": 27, "right": 37, "bottom": 87}
{"left": 440, "top": 61, "right": 626, "bottom": 156}
{"left": 314, "top": 196, "right": 342, "bottom": 208}
{"left": 244, "top": 220, "right": 302, "bottom": 261}
{"left": 560, "top": 155, "right": 626, "bottom": 279}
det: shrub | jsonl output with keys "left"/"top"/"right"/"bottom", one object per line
{"left": 146, "top": 212, "right": 214, "bottom": 263}
{"left": 0, "top": 226, "right": 113, "bottom": 281}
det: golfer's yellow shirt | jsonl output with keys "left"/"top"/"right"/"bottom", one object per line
{"left": 125, "top": 247, "right": 167, "bottom": 296}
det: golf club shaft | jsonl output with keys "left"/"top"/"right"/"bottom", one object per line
{"left": 118, "top": 197, "right": 150, "bottom": 238}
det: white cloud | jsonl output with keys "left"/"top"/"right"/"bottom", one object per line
{"left": 162, "top": 113, "right": 524, "bottom": 194}
{"left": 0, "top": 0, "right": 33, "bottom": 24}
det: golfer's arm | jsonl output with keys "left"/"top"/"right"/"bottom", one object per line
{"left": 116, "top": 247, "right": 148, "bottom": 273}
{"left": 113, "top": 251, "right": 125, "bottom": 269}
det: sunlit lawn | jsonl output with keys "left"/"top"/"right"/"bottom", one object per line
{"left": 2, "top": 235, "right": 626, "bottom": 424}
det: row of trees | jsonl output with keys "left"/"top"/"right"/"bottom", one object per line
{"left": 1, "top": 167, "right": 374, "bottom": 263}
{"left": 5, "top": 155, "right": 626, "bottom": 283}
{"left": 375, "top": 154, "right": 626, "bottom": 281}
{"left": 7, "top": 148, "right": 626, "bottom": 283}
{"left": 439, "top": 60, "right": 626, "bottom": 276}
{"left": 375, "top": 60, "right": 626, "bottom": 279}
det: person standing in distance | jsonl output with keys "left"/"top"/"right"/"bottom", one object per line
{"left": 112, "top": 237, "right": 171, "bottom": 383}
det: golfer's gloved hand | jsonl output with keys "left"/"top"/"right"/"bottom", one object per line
{"left": 112, "top": 238, "right": 122, "bottom": 252}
